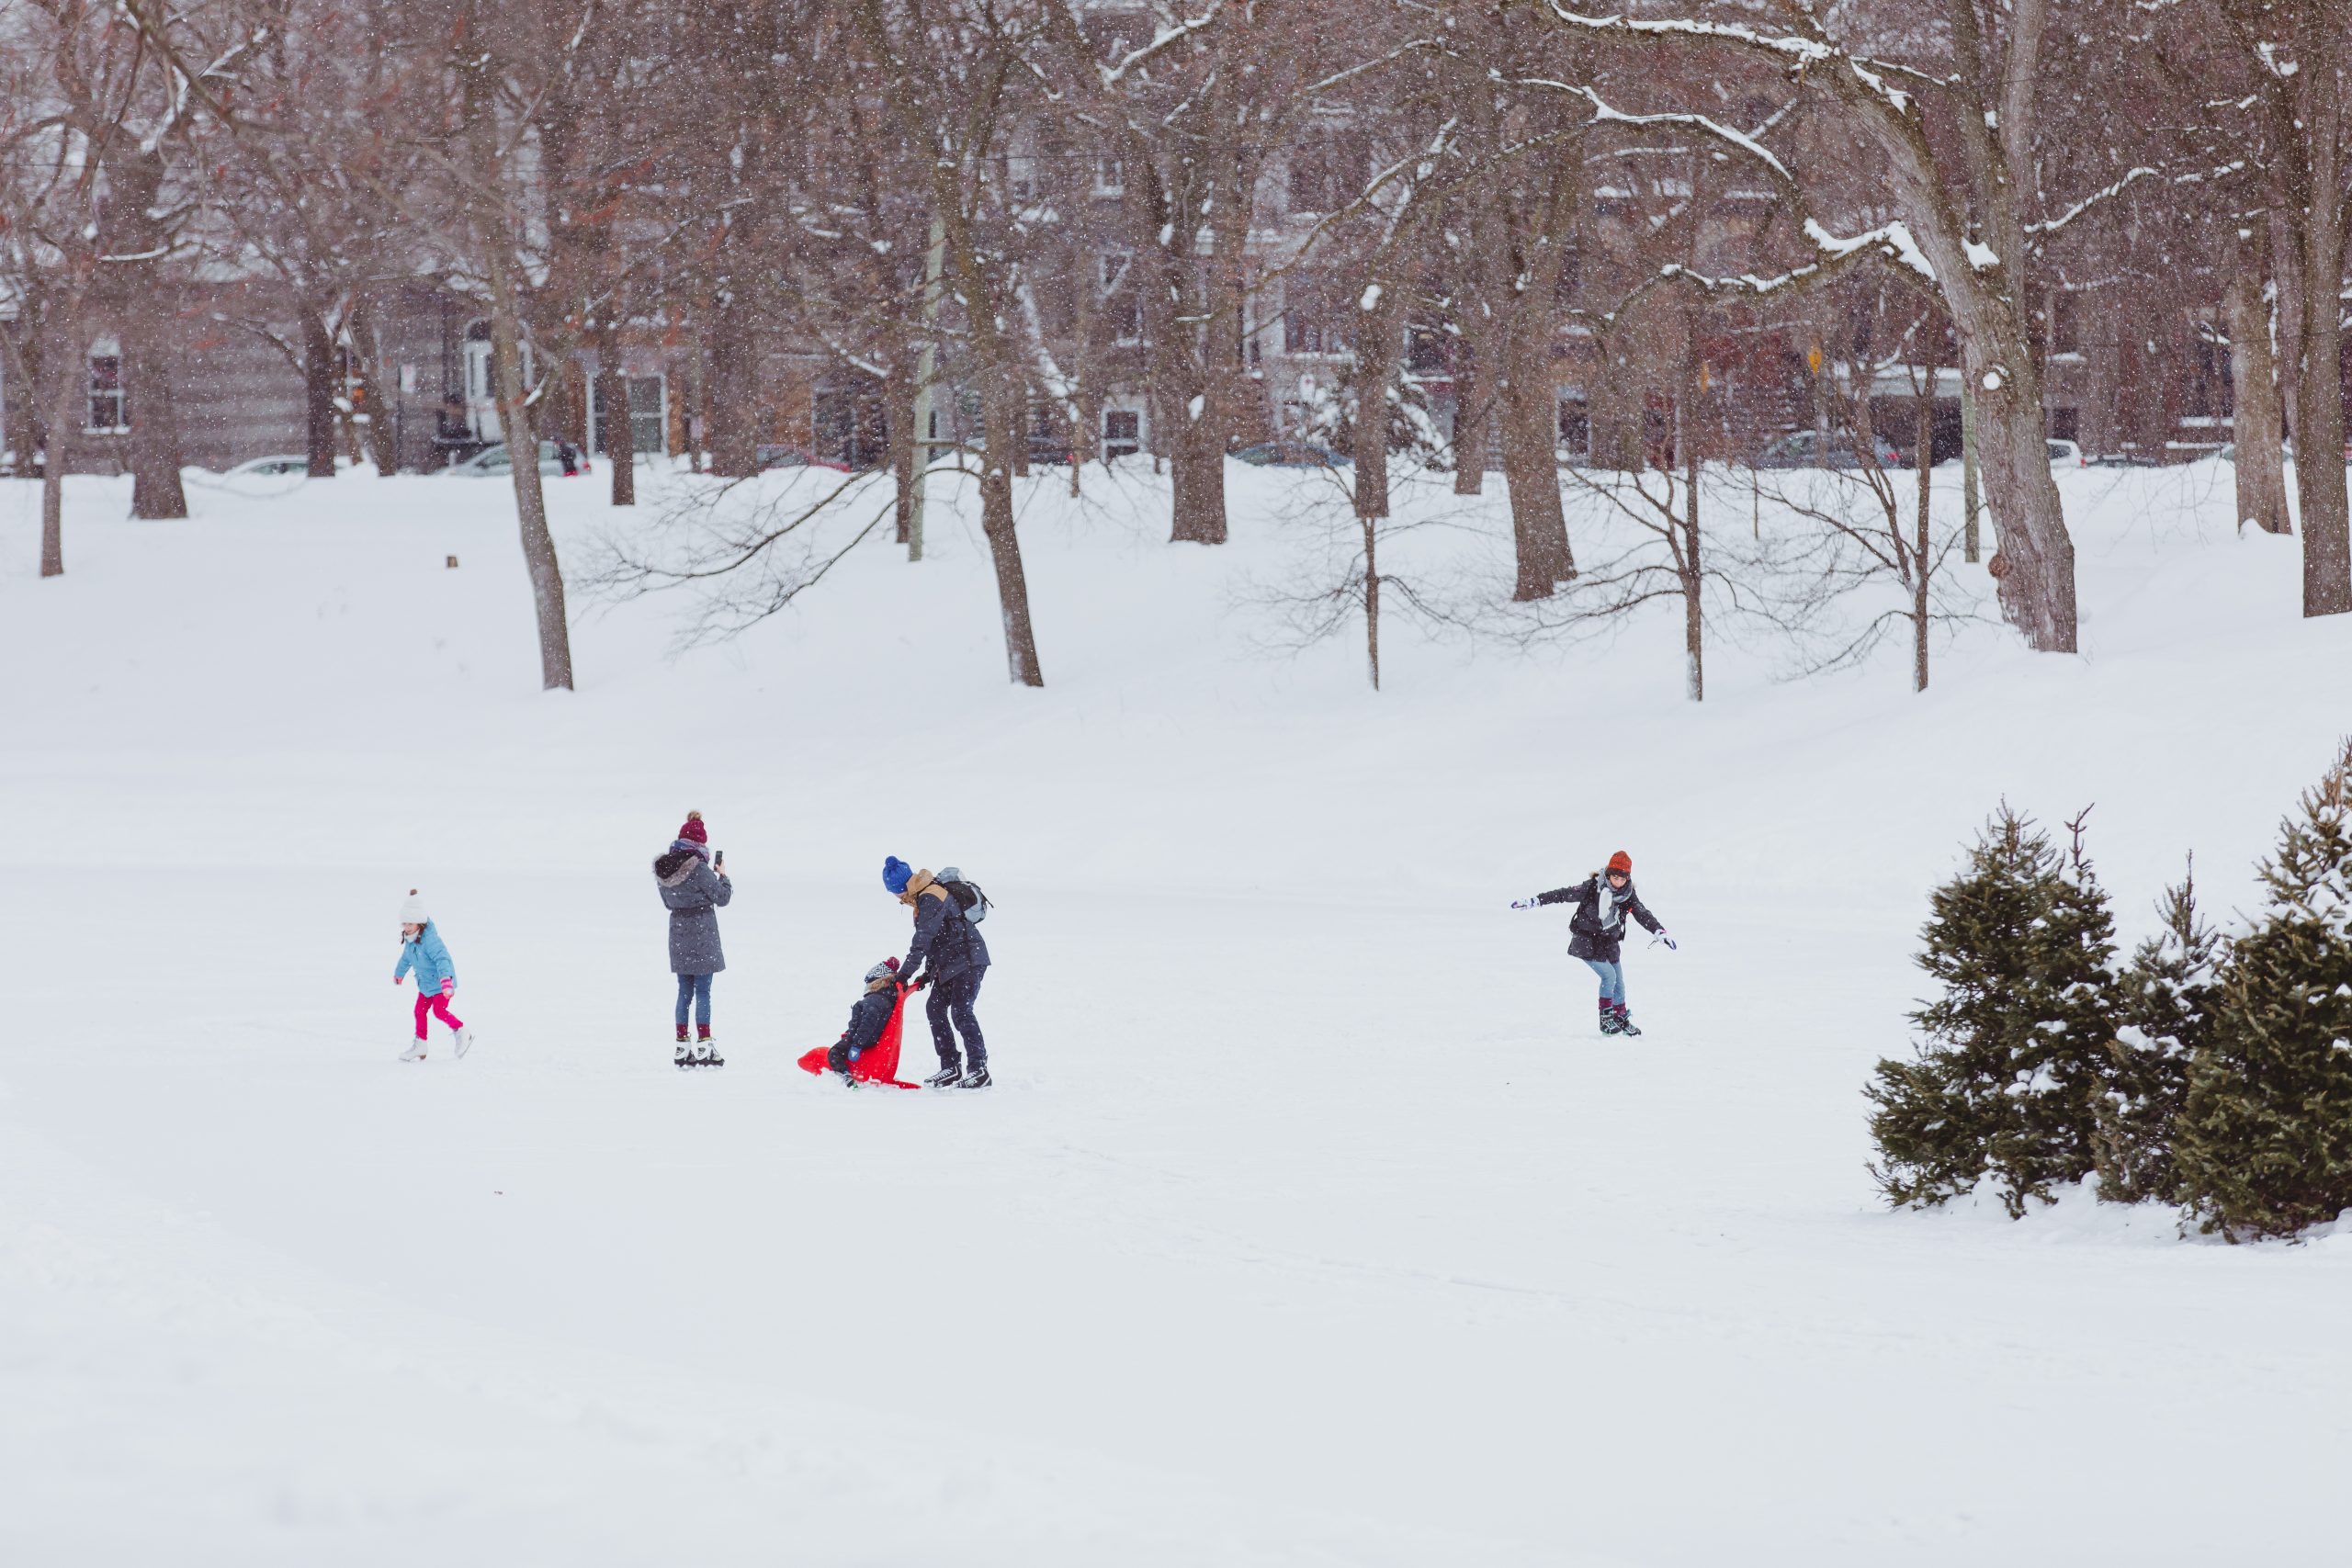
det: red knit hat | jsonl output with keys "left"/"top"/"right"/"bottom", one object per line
{"left": 678, "top": 810, "right": 707, "bottom": 844}
{"left": 1607, "top": 850, "right": 1633, "bottom": 875}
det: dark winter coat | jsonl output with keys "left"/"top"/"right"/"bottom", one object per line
{"left": 840, "top": 984, "right": 898, "bottom": 1056}
{"left": 1536, "top": 873, "right": 1662, "bottom": 964}
{"left": 654, "top": 845, "right": 732, "bottom": 975}
{"left": 901, "top": 880, "right": 989, "bottom": 984}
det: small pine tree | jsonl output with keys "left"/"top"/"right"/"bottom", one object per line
{"left": 1868, "top": 806, "right": 2122, "bottom": 1217}
{"left": 2174, "top": 742, "right": 2352, "bottom": 1240}
{"left": 2092, "top": 865, "right": 2217, "bottom": 1206}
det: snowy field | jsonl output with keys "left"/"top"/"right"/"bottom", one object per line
{"left": 3, "top": 455, "right": 2349, "bottom": 1565}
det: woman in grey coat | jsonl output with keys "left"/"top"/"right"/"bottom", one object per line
{"left": 653, "top": 810, "right": 732, "bottom": 1068}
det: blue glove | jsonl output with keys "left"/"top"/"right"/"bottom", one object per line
{"left": 1657, "top": 931, "right": 1678, "bottom": 951}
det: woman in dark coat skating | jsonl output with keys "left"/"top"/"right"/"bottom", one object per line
{"left": 1513, "top": 850, "right": 1674, "bottom": 1036}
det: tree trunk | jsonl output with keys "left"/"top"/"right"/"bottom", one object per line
{"left": 1353, "top": 292, "right": 1400, "bottom": 527}
{"left": 890, "top": 360, "right": 917, "bottom": 543}
{"left": 486, "top": 267, "right": 573, "bottom": 690}
{"left": 1916, "top": 361, "right": 1937, "bottom": 693}
{"left": 1683, "top": 445, "right": 1703, "bottom": 703}
{"left": 302, "top": 306, "right": 339, "bottom": 479}
{"left": 1679, "top": 327, "right": 1703, "bottom": 702}
{"left": 2223, "top": 244, "right": 2291, "bottom": 536}
{"left": 594, "top": 317, "right": 634, "bottom": 506}
{"left": 2289, "top": 15, "right": 2350, "bottom": 615}
{"left": 1498, "top": 327, "right": 1574, "bottom": 598}
{"left": 351, "top": 299, "right": 401, "bottom": 474}
{"left": 978, "top": 369, "right": 1045, "bottom": 686}
{"left": 1960, "top": 381, "right": 1983, "bottom": 562}
{"left": 1, "top": 316, "right": 40, "bottom": 481}
{"left": 124, "top": 302, "right": 187, "bottom": 520}
{"left": 41, "top": 310, "right": 78, "bottom": 577}
{"left": 595, "top": 350, "right": 635, "bottom": 506}
{"left": 464, "top": 46, "right": 574, "bottom": 692}
{"left": 1169, "top": 398, "right": 1229, "bottom": 545}
{"left": 706, "top": 308, "right": 758, "bottom": 479}
{"left": 1355, "top": 287, "right": 1401, "bottom": 688}
{"left": 1964, "top": 340, "right": 2076, "bottom": 649}
{"left": 1451, "top": 332, "right": 1487, "bottom": 494}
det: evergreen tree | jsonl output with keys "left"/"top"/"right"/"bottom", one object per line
{"left": 1867, "top": 806, "right": 2122, "bottom": 1217}
{"left": 2175, "top": 742, "right": 2352, "bottom": 1240}
{"left": 2092, "top": 865, "right": 2217, "bottom": 1206}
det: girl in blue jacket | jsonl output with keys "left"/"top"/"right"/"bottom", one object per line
{"left": 395, "top": 888, "right": 472, "bottom": 1060}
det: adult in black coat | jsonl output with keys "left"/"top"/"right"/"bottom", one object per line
{"left": 1513, "top": 850, "right": 1673, "bottom": 1035}
{"left": 884, "top": 855, "right": 992, "bottom": 1087}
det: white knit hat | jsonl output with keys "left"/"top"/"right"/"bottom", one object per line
{"left": 399, "top": 888, "right": 428, "bottom": 924}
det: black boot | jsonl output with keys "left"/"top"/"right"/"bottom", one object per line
{"left": 924, "top": 1062, "right": 963, "bottom": 1089}
{"left": 957, "top": 1066, "right": 992, "bottom": 1089}
{"left": 1613, "top": 1007, "right": 1642, "bottom": 1038}
{"left": 1598, "top": 1004, "right": 1623, "bottom": 1036}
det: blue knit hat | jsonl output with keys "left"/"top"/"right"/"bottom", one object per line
{"left": 883, "top": 855, "right": 913, "bottom": 895}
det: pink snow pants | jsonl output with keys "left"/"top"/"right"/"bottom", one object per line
{"left": 413, "top": 991, "right": 465, "bottom": 1039}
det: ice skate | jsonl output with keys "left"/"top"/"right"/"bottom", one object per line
{"left": 1613, "top": 1008, "right": 1643, "bottom": 1038}
{"left": 673, "top": 1043, "right": 693, "bottom": 1071}
{"left": 957, "top": 1066, "right": 992, "bottom": 1089}
{"left": 454, "top": 1026, "right": 473, "bottom": 1058}
{"left": 924, "top": 1063, "right": 964, "bottom": 1089}
{"left": 400, "top": 1038, "right": 427, "bottom": 1061}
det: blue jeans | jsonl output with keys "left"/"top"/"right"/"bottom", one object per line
{"left": 1581, "top": 958, "right": 1625, "bottom": 1009}
{"left": 674, "top": 972, "right": 714, "bottom": 1029}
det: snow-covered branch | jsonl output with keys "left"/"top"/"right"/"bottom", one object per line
{"left": 1100, "top": 2, "right": 1225, "bottom": 87}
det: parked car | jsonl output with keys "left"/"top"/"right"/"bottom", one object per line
{"left": 444, "top": 441, "right": 572, "bottom": 478}
{"left": 1233, "top": 440, "right": 1351, "bottom": 469}
{"left": 225, "top": 454, "right": 317, "bottom": 478}
{"left": 2085, "top": 449, "right": 2164, "bottom": 468}
{"left": 1754, "top": 430, "right": 1905, "bottom": 469}
{"left": 2212, "top": 441, "right": 2348, "bottom": 463}
{"left": 2045, "top": 439, "right": 2083, "bottom": 467}
{"left": 756, "top": 444, "right": 852, "bottom": 473}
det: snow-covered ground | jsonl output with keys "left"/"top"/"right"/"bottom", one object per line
{"left": 2, "top": 456, "right": 2347, "bottom": 1566}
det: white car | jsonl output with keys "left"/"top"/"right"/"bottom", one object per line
{"left": 2045, "top": 439, "right": 2083, "bottom": 468}
{"left": 225, "top": 454, "right": 319, "bottom": 478}
{"left": 444, "top": 441, "right": 573, "bottom": 478}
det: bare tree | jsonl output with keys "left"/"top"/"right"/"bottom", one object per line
{"left": 850, "top": 0, "right": 1045, "bottom": 684}
{"left": 1532, "top": 0, "right": 2087, "bottom": 652}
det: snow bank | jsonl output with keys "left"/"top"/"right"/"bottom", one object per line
{"left": 0, "top": 456, "right": 2346, "bottom": 1565}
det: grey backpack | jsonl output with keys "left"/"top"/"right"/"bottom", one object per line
{"left": 934, "top": 866, "right": 991, "bottom": 924}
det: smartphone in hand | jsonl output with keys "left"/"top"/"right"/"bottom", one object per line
{"left": 715, "top": 850, "right": 725, "bottom": 870}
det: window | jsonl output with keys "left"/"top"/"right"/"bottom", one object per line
{"left": 1406, "top": 325, "right": 1447, "bottom": 376}
{"left": 1283, "top": 277, "right": 1332, "bottom": 355}
{"left": 593, "top": 374, "right": 667, "bottom": 457}
{"left": 1558, "top": 398, "right": 1590, "bottom": 456}
{"left": 1286, "top": 134, "right": 1365, "bottom": 217}
{"left": 1101, "top": 253, "right": 1141, "bottom": 344}
{"left": 87, "top": 338, "right": 128, "bottom": 434}
{"left": 1102, "top": 408, "right": 1141, "bottom": 459}
{"left": 2051, "top": 292, "right": 2082, "bottom": 356}
{"left": 462, "top": 321, "right": 496, "bottom": 439}
{"left": 1094, "top": 154, "right": 1125, "bottom": 197}
{"left": 814, "top": 383, "right": 887, "bottom": 469}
